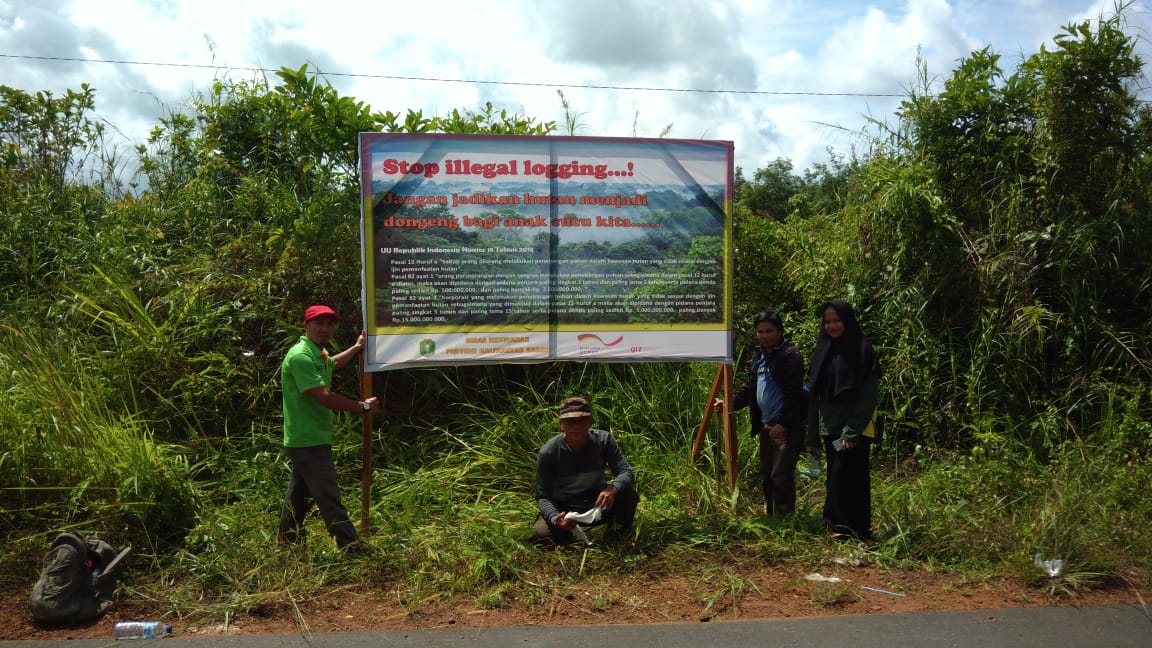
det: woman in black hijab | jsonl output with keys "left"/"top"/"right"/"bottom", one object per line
{"left": 805, "top": 300, "right": 881, "bottom": 541}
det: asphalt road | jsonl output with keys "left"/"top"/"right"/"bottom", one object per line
{"left": 3, "top": 605, "right": 1150, "bottom": 647}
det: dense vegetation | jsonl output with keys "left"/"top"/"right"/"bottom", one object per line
{"left": 2, "top": 11, "right": 1149, "bottom": 621}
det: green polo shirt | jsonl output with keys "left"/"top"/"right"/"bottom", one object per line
{"left": 281, "top": 336, "right": 335, "bottom": 447}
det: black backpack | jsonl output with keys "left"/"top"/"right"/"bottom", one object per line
{"left": 29, "top": 531, "right": 130, "bottom": 623}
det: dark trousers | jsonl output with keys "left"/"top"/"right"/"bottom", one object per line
{"left": 822, "top": 436, "right": 872, "bottom": 540}
{"left": 530, "top": 487, "right": 639, "bottom": 544}
{"left": 759, "top": 422, "right": 804, "bottom": 515}
{"left": 278, "top": 445, "right": 359, "bottom": 548}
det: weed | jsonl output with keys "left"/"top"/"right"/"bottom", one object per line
{"left": 701, "top": 569, "right": 761, "bottom": 616}
{"left": 475, "top": 584, "right": 509, "bottom": 609}
{"left": 587, "top": 590, "right": 620, "bottom": 612}
{"left": 811, "top": 584, "right": 859, "bottom": 608}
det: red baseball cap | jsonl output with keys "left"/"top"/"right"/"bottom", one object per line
{"left": 304, "top": 305, "right": 339, "bottom": 322}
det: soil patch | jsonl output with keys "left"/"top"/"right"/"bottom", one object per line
{"left": 3, "top": 564, "right": 1147, "bottom": 640}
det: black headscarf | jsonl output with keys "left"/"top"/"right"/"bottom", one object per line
{"left": 808, "top": 300, "right": 881, "bottom": 399}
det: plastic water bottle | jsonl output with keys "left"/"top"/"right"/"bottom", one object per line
{"left": 112, "top": 621, "right": 172, "bottom": 639}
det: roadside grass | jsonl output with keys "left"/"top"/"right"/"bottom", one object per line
{"left": 49, "top": 434, "right": 1152, "bottom": 626}
{"left": 2, "top": 329, "right": 1150, "bottom": 626}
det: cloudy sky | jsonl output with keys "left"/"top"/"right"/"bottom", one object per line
{"left": 2, "top": 0, "right": 1147, "bottom": 175}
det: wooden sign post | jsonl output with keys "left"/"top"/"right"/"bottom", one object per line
{"left": 359, "top": 355, "right": 373, "bottom": 535}
{"left": 690, "top": 363, "right": 738, "bottom": 495}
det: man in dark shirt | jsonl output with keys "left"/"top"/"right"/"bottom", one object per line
{"left": 531, "top": 397, "right": 638, "bottom": 545}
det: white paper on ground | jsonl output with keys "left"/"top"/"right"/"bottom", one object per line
{"left": 804, "top": 572, "right": 843, "bottom": 583}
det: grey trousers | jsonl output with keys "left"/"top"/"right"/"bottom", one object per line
{"left": 278, "top": 445, "right": 359, "bottom": 548}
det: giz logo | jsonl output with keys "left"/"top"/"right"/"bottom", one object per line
{"left": 576, "top": 334, "right": 624, "bottom": 347}
{"left": 419, "top": 339, "right": 435, "bottom": 356}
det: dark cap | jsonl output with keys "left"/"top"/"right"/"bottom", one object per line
{"left": 304, "top": 305, "right": 339, "bottom": 322}
{"left": 558, "top": 397, "right": 592, "bottom": 420}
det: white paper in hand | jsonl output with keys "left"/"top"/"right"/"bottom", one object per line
{"left": 566, "top": 507, "right": 603, "bottom": 524}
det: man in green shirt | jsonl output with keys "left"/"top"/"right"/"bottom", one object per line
{"left": 278, "top": 304, "right": 378, "bottom": 555}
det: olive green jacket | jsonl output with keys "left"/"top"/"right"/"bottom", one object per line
{"left": 806, "top": 370, "right": 879, "bottom": 447}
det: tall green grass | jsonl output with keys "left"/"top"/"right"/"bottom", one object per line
{"left": 8, "top": 334, "right": 1147, "bottom": 625}
{"left": 0, "top": 324, "right": 198, "bottom": 568}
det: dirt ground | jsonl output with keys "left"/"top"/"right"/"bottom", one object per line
{"left": 4, "top": 562, "right": 1148, "bottom": 640}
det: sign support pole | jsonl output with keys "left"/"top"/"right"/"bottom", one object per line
{"left": 359, "top": 354, "right": 373, "bottom": 535}
{"left": 691, "top": 363, "right": 738, "bottom": 495}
